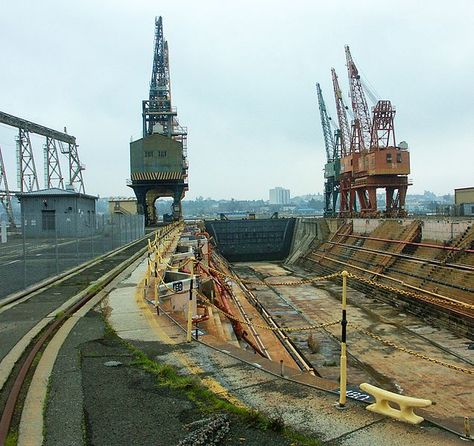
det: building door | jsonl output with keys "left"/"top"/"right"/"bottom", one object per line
{"left": 42, "top": 210, "right": 56, "bottom": 231}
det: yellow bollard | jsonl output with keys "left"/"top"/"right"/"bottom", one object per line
{"left": 338, "top": 270, "right": 349, "bottom": 408}
{"left": 359, "top": 383, "right": 432, "bottom": 424}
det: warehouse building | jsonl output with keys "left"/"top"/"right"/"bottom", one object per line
{"left": 16, "top": 188, "right": 97, "bottom": 237}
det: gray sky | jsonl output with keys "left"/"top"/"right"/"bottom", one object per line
{"left": 1, "top": 0, "right": 473, "bottom": 200}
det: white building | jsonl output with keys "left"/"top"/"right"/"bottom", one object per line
{"left": 269, "top": 187, "right": 290, "bottom": 205}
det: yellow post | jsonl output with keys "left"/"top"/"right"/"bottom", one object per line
{"left": 186, "top": 258, "right": 195, "bottom": 342}
{"left": 186, "top": 278, "right": 194, "bottom": 342}
{"left": 338, "top": 270, "right": 349, "bottom": 408}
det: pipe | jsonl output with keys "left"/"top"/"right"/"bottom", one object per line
{"left": 207, "top": 260, "right": 266, "bottom": 357}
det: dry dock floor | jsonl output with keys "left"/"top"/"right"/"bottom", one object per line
{"left": 233, "top": 261, "right": 474, "bottom": 435}
{"left": 105, "top": 258, "right": 471, "bottom": 445}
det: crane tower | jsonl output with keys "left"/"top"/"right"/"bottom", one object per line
{"left": 316, "top": 83, "right": 339, "bottom": 217}
{"left": 128, "top": 17, "right": 188, "bottom": 225}
{"left": 336, "top": 46, "right": 410, "bottom": 217}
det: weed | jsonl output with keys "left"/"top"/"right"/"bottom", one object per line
{"left": 99, "top": 313, "right": 322, "bottom": 445}
{"left": 5, "top": 430, "right": 18, "bottom": 446}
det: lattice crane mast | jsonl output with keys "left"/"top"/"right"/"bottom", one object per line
{"left": 316, "top": 83, "right": 336, "bottom": 162}
{"left": 143, "top": 16, "right": 173, "bottom": 137}
{"left": 316, "top": 83, "right": 340, "bottom": 217}
{"left": 331, "top": 68, "right": 351, "bottom": 156}
{"left": 345, "top": 45, "right": 372, "bottom": 150}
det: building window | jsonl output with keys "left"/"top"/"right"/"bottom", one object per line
{"left": 158, "top": 150, "right": 167, "bottom": 158}
{"left": 386, "top": 153, "right": 392, "bottom": 163}
{"left": 397, "top": 153, "right": 402, "bottom": 163}
{"left": 42, "top": 210, "right": 55, "bottom": 230}
{"left": 144, "top": 151, "right": 154, "bottom": 158}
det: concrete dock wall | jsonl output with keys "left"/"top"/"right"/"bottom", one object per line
{"left": 286, "top": 216, "right": 473, "bottom": 264}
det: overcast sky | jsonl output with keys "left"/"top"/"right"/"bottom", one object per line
{"left": 1, "top": 0, "right": 472, "bottom": 200}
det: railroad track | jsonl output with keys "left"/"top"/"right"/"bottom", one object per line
{"left": 0, "top": 224, "right": 180, "bottom": 445}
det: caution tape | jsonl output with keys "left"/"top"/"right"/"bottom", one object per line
{"left": 196, "top": 290, "right": 340, "bottom": 333}
{"left": 349, "top": 322, "right": 474, "bottom": 375}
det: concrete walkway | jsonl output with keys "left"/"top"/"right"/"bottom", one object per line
{"left": 106, "top": 258, "right": 469, "bottom": 445}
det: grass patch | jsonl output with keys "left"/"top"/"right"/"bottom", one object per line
{"left": 101, "top": 317, "right": 321, "bottom": 445}
{"left": 126, "top": 344, "right": 320, "bottom": 444}
{"left": 5, "top": 431, "right": 18, "bottom": 446}
{"left": 54, "top": 310, "right": 65, "bottom": 320}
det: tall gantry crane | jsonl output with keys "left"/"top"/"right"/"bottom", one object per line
{"left": 334, "top": 46, "right": 410, "bottom": 217}
{"left": 316, "top": 83, "right": 339, "bottom": 217}
{"left": 129, "top": 16, "right": 188, "bottom": 224}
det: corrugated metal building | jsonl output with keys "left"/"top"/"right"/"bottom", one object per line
{"left": 16, "top": 188, "right": 97, "bottom": 237}
{"left": 455, "top": 187, "right": 474, "bottom": 216}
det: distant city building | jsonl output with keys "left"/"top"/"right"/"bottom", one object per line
{"left": 455, "top": 187, "right": 474, "bottom": 216}
{"left": 108, "top": 197, "right": 138, "bottom": 215}
{"left": 269, "top": 187, "right": 290, "bottom": 205}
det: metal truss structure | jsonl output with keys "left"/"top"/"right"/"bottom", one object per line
{"left": 44, "top": 136, "right": 64, "bottom": 189}
{"left": 0, "top": 145, "right": 16, "bottom": 227}
{"left": 0, "top": 111, "right": 85, "bottom": 204}
{"left": 345, "top": 45, "right": 372, "bottom": 150}
{"left": 16, "top": 128, "right": 39, "bottom": 192}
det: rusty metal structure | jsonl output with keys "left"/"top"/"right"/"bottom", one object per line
{"left": 331, "top": 46, "right": 411, "bottom": 217}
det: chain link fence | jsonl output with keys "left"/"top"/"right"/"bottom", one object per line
{"left": 0, "top": 212, "right": 144, "bottom": 299}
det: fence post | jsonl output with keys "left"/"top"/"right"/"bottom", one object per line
{"left": 338, "top": 270, "right": 349, "bottom": 408}
{"left": 75, "top": 213, "right": 79, "bottom": 263}
{"left": 55, "top": 213, "right": 59, "bottom": 275}
{"left": 1, "top": 220, "right": 7, "bottom": 243}
{"left": 22, "top": 209, "right": 26, "bottom": 288}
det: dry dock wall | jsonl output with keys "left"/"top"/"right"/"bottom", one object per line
{"left": 286, "top": 218, "right": 338, "bottom": 264}
{"left": 286, "top": 217, "right": 473, "bottom": 264}
{"left": 204, "top": 218, "right": 296, "bottom": 262}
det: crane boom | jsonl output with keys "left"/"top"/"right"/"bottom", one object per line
{"left": 345, "top": 45, "right": 372, "bottom": 150}
{"left": 316, "top": 83, "right": 336, "bottom": 162}
{"left": 331, "top": 68, "right": 351, "bottom": 156}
